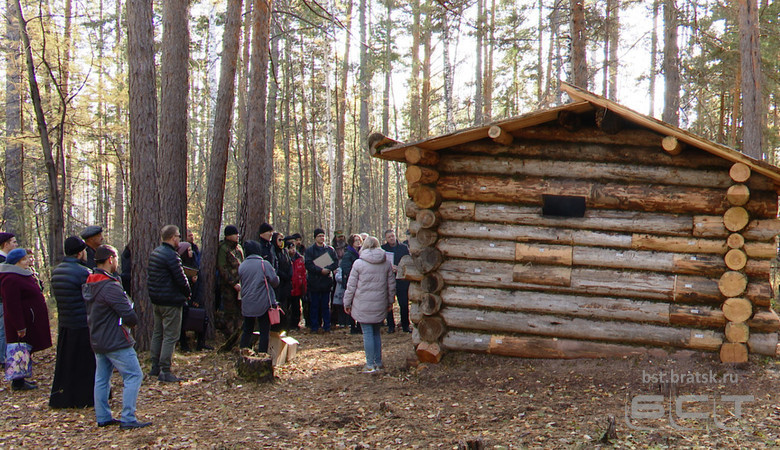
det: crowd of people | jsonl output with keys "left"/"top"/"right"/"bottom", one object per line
{"left": 0, "top": 221, "right": 411, "bottom": 429}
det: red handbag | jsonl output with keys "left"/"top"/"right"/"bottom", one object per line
{"left": 264, "top": 269, "right": 283, "bottom": 325}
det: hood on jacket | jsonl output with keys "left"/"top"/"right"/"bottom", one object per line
{"left": 82, "top": 272, "right": 114, "bottom": 305}
{"left": 359, "top": 247, "right": 387, "bottom": 265}
{"left": 0, "top": 263, "right": 33, "bottom": 276}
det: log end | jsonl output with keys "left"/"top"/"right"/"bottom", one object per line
{"left": 416, "top": 341, "right": 444, "bottom": 364}
{"left": 719, "top": 343, "right": 748, "bottom": 363}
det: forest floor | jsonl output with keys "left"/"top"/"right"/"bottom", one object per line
{"left": 2, "top": 324, "right": 780, "bottom": 449}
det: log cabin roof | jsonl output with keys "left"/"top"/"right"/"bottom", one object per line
{"left": 376, "top": 83, "right": 780, "bottom": 184}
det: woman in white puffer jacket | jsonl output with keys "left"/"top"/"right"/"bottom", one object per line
{"left": 343, "top": 236, "right": 396, "bottom": 373}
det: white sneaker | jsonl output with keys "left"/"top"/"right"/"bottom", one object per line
{"left": 361, "top": 366, "right": 377, "bottom": 374}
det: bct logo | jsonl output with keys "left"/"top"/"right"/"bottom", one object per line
{"left": 624, "top": 394, "right": 753, "bottom": 431}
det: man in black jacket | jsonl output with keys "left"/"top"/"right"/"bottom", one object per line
{"left": 80, "top": 225, "right": 104, "bottom": 269}
{"left": 382, "top": 230, "right": 411, "bottom": 333}
{"left": 49, "top": 236, "right": 95, "bottom": 408}
{"left": 84, "top": 245, "right": 151, "bottom": 430}
{"left": 146, "top": 225, "right": 191, "bottom": 382}
{"left": 304, "top": 228, "right": 339, "bottom": 333}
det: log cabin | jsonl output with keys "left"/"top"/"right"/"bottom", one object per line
{"left": 371, "top": 83, "right": 780, "bottom": 364}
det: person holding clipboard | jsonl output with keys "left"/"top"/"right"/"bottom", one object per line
{"left": 304, "top": 228, "right": 339, "bottom": 334}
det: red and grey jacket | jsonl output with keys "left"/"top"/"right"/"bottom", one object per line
{"left": 290, "top": 252, "right": 307, "bottom": 297}
{"left": 83, "top": 269, "right": 138, "bottom": 354}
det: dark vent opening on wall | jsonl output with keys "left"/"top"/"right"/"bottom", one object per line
{"left": 542, "top": 195, "right": 586, "bottom": 218}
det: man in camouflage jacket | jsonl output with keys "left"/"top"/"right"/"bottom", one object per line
{"left": 216, "top": 225, "right": 244, "bottom": 337}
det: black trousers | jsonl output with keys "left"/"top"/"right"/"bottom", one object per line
{"left": 240, "top": 313, "right": 271, "bottom": 353}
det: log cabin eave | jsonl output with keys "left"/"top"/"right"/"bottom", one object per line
{"left": 375, "top": 85, "right": 780, "bottom": 186}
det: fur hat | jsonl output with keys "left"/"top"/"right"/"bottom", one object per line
{"left": 5, "top": 248, "right": 27, "bottom": 265}
{"left": 224, "top": 225, "right": 239, "bottom": 237}
{"left": 258, "top": 223, "right": 274, "bottom": 235}
{"left": 80, "top": 225, "right": 103, "bottom": 240}
{"left": 313, "top": 228, "right": 325, "bottom": 238}
{"left": 64, "top": 236, "right": 87, "bottom": 256}
{"left": 0, "top": 232, "right": 14, "bottom": 246}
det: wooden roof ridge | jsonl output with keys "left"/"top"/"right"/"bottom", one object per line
{"left": 376, "top": 82, "right": 780, "bottom": 184}
{"left": 560, "top": 82, "right": 780, "bottom": 183}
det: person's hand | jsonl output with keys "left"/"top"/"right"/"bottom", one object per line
{"left": 234, "top": 283, "right": 241, "bottom": 292}
{"left": 321, "top": 268, "right": 330, "bottom": 275}
{"left": 193, "top": 302, "right": 200, "bottom": 308}
{"left": 344, "top": 307, "right": 351, "bottom": 315}
{"left": 17, "top": 328, "right": 26, "bottom": 339}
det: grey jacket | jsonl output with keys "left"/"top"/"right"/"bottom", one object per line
{"left": 343, "top": 247, "right": 396, "bottom": 324}
{"left": 83, "top": 269, "right": 138, "bottom": 354}
{"left": 238, "top": 255, "right": 280, "bottom": 317}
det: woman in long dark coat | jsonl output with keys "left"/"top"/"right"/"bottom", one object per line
{"left": 0, "top": 248, "right": 52, "bottom": 391}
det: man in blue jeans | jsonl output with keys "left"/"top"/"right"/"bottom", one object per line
{"left": 83, "top": 245, "right": 151, "bottom": 430}
{"left": 304, "top": 228, "right": 339, "bottom": 333}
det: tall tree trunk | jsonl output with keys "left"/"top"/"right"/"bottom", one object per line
{"left": 442, "top": 10, "right": 455, "bottom": 132}
{"left": 483, "top": 0, "right": 495, "bottom": 122}
{"left": 570, "top": 0, "right": 587, "bottom": 89}
{"left": 662, "top": 0, "right": 680, "bottom": 126}
{"left": 14, "top": 0, "right": 64, "bottom": 267}
{"left": 127, "top": 0, "right": 161, "bottom": 349}
{"left": 358, "top": 0, "right": 371, "bottom": 231}
{"left": 738, "top": 0, "right": 762, "bottom": 159}
{"left": 4, "top": 0, "right": 24, "bottom": 240}
{"left": 200, "top": 0, "right": 243, "bottom": 338}
{"left": 335, "top": 0, "right": 353, "bottom": 231}
{"left": 113, "top": 0, "right": 126, "bottom": 243}
{"left": 607, "top": 0, "right": 619, "bottom": 99}
{"left": 649, "top": 0, "right": 658, "bottom": 116}
{"left": 420, "top": 5, "right": 431, "bottom": 136}
{"left": 536, "top": 0, "right": 544, "bottom": 105}
{"left": 408, "top": 0, "right": 421, "bottom": 139}
{"left": 266, "top": 16, "right": 280, "bottom": 221}
{"left": 381, "top": 0, "right": 392, "bottom": 231}
{"left": 158, "top": 0, "right": 190, "bottom": 233}
{"left": 240, "top": 0, "right": 271, "bottom": 239}
{"left": 474, "top": 0, "right": 484, "bottom": 125}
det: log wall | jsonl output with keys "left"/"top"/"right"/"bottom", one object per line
{"left": 397, "top": 124, "right": 780, "bottom": 363}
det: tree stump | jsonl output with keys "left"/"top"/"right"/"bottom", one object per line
{"left": 236, "top": 348, "right": 274, "bottom": 383}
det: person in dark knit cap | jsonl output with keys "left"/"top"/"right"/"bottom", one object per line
{"left": 80, "top": 226, "right": 104, "bottom": 269}
{"left": 257, "top": 223, "right": 276, "bottom": 269}
{"left": 49, "top": 236, "right": 95, "bottom": 408}
{"left": 304, "top": 228, "right": 339, "bottom": 333}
